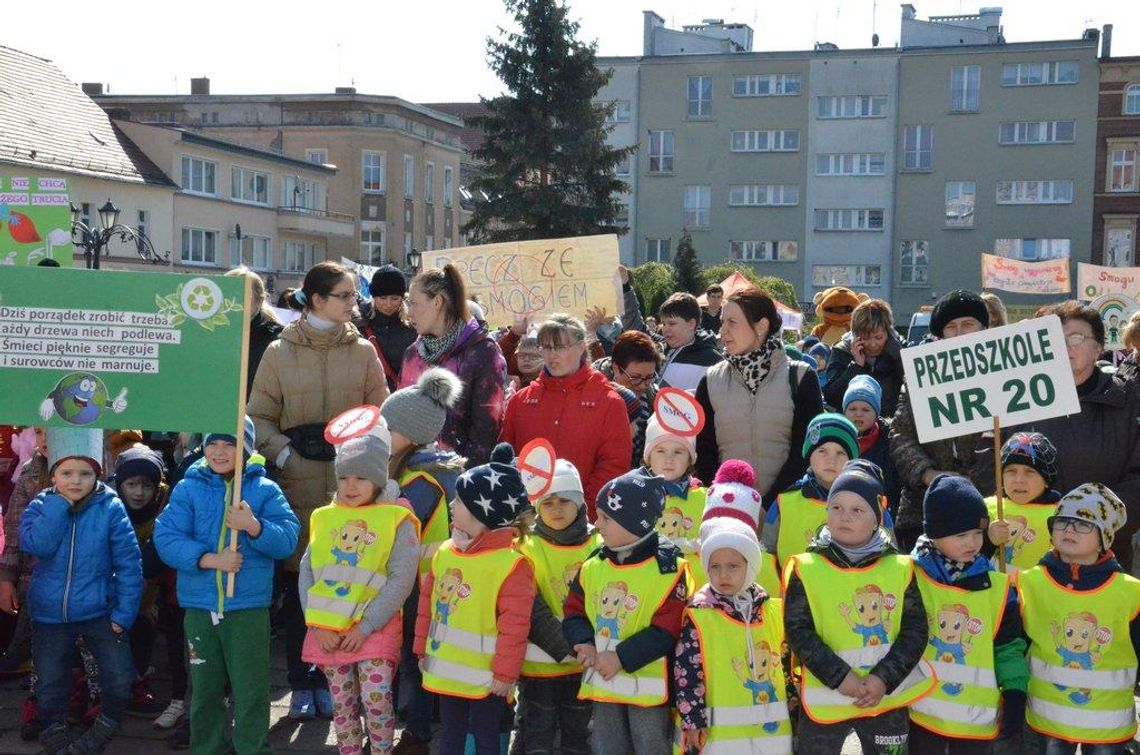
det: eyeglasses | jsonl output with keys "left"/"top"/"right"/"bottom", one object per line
{"left": 516, "top": 351, "right": 544, "bottom": 362}
{"left": 538, "top": 341, "right": 582, "bottom": 356}
{"left": 615, "top": 362, "right": 657, "bottom": 386}
{"left": 1064, "top": 333, "right": 1095, "bottom": 347}
{"left": 324, "top": 291, "right": 357, "bottom": 301}
{"left": 1051, "top": 517, "right": 1096, "bottom": 534}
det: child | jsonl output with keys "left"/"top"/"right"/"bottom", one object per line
{"left": 413, "top": 443, "right": 535, "bottom": 755}
{"left": 809, "top": 342, "right": 831, "bottom": 389}
{"left": 513, "top": 460, "right": 599, "bottom": 755}
{"left": 300, "top": 415, "right": 420, "bottom": 755}
{"left": 153, "top": 419, "right": 300, "bottom": 755}
{"left": 1017, "top": 483, "right": 1140, "bottom": 752}
{"left": 562, "top": 468, "right": 690, "bottom": 755}
{"left": 842, "top": 375, "right": 901, "bottom": 517}
{"left": 986, "top": 432, "right": 1061, "bottom": 574}
{"left": 643, "top": 416, "right": 706, "bottom": 582}
{"left": 20, "top": 428, "right": 142, "bottom": 755}
{"left": 909, "top": 475, "right": 1029, "bottom": 751}
{"left": 702, "top": 459, "right": 782, "bottom": 598}
{"left": 675, "top": 517, "right": 791, "bottom": 753}
{"left": 784, "top": 460, "right": 934, "bottom": 754}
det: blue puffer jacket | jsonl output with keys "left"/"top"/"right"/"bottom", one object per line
{"left": 154, "top": 457, "right": 299, "bottom": 613}
{"left": 20, "top": 483, "right": 142, "bottom": 628}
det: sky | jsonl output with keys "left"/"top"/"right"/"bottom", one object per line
{"left": 6, "top": 0, "right": 1140, "bottom": 103}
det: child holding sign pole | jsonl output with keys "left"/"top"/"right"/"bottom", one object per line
{"left": 985, "top": 432, "right": 1061, "bottom": 575}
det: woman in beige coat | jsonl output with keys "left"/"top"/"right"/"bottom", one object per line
{"left": 247, "top": 260, "right": 387, "bottom": 719}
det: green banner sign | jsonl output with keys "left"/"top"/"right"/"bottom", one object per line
{"left": 0, "top": 266, "right": 247, "bottom": 434}
{"left": 1, "top": 175, "right": 74, "bottom": 266}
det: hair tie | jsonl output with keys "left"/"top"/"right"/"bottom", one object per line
{"left": 295, "top": 290, "right": 309, "bottom": 306}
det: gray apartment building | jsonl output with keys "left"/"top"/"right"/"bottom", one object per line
{"left": 600, "top": 7, "right": 1103, "bottom": 317}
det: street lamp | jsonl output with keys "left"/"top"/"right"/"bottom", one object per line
{"left": 70, "top": 199, "right": 169, "bottom": 270}
{"left": 405, "top": 248, "right": 421, "bottom": 272}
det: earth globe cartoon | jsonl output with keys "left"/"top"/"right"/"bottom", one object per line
{"left": 38, "top": 372, "right": 128, "bottom": 425}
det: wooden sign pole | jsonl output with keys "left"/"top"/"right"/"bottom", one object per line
{"left": 993, "top": 415, "right": 1005, "bottom": 573}
{"left": 226, "top": 278, "right": 254, "bottom": 599}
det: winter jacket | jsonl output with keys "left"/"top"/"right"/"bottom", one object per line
{"left": 247, "top": 315, "right": 387, "bottom": 569}
{"left": 396, "top": 447, "right": 465, "bottom": 529}
{"left": 0, "top": 451, "right": 49, "bottom": 583}
{"left": 501, "top": 364, "right": 632, "bottom": 516}
{"left": 246, "top": 311, "right": 283, "bottom": 398}
{"left": 621, "top": 282, "right": 647, "bottom": 334}
{"left": 153, "top": 458, "right": 300, "bottom": 613}
{"left": 401, "top": 317, "right": 508, "bottom": 467}
{"left": 20, "top": 483, "right": 142, "bottom": 629}
{"left": 659, "top": 330, "right": 722, "bottom": 392}
{"left": 357, "top": 303, "right": 417, "bottom": 392}
{"left": 594, "top": 356, "right": 657, "bottom": 469}
{"left": 823, "top": 330, "right": 907, "bottom": 417}
{"left": 859, "top": 418, "right": 902, "bottom": 517}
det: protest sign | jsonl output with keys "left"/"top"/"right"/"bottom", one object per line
{"left": 0, "top": 175, "right": 73, "bottom": 266}
{"left": 325, "top": 405, "right": 383, "bottom": 444}
{"left": 900, "top": 316, "right": 1078, "bottom": 444}
{"left": 1077, "top": 263, "right": 1140, "bottom": 302}
{"left": 341, "top": 257, "right": 383, "bottom": 296}
{"left": 518, "top": 438, "right": 557, "bottom": 500}
{"left": 1089, "top": 294, "right": 1138, "bottom": 350}
{"left": 654, "top": 388, "right": 705, "bottom": 437}
{"left": 423, "top": 235, "right": 620, "bottom": 326}
{"left": 0, "top": 266, "right": 246, "bottom": 433}
{"left": 980, "top": 253, "right": 1070, "bottom": 295}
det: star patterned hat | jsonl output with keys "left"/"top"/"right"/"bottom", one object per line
{"left": 595, "top": 468, "right": 667, "bottom": 539}
{"left": 455, "top": 442, "right": 532, "bottom": 530}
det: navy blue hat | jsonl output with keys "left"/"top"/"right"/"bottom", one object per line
{"left": 204, "top": 415, "right": 256, "bottom": 458}
{"left": 114, "top": 445, "right": 165, "bottom": 486}
{"left": 923, "top": 474, "right": 989, "bottom": 539}
{"left": 456, "top": 443, "right": 532, "bottom": 530}
{"left": 828, "top": 460, "right": 886, "bottom": 525}
{"left": 596, "top": 468, "right": 667, "bottom": 538}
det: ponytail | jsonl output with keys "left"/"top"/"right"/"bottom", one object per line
{"left": 412, "top": 264, "right": 469, "bottom": 326}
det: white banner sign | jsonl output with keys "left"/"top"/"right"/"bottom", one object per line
{"left": 901, "top": 316, "right": 1079, "bottom": 444}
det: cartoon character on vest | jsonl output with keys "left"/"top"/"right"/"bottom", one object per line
{"left": 732, "top": 639, "right": 781, "bottom": 733}
{"left": 839, "top": 584, "right": 893, "bottom": 654}
{"left": 596, "top": 581, "right": 637, "bottom": 640}
{"left": 656, "top": 507, "right": 693, "bottom": 546}
{"left": 327, "top": 519, "right": 377, "bottom": 597}
{"left": 929, "top": 603, "right": 977, "bottom": 696}
{"left": 998, "top": 515, "right": 1035, "bottom": 566}
{"left": 1050, "top": 611, "right": 1104, "bottom": 705}
{"left": 431, "top": 567, "right": 470, "bottom": 651}
{"left": 552, "top": 561, "right": 584, "bottom": 608}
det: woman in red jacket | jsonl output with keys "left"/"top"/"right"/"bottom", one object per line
{"left": 500, "top": 314, "right": 633, "bottom": 519}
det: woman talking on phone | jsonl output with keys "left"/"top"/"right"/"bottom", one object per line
{"left": 822, "top": 299, "right": 906, "bottom": 416}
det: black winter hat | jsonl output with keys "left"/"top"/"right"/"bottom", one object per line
{"left": 930, "top": 290, "right": 989, "bottom": 338}
{"left": 923, "top": 474, "right": 990, "bottom": 539}
{"left": 1000, "top": 431, "right": 1059, "bottom": 489}
{"left": 370, "top": 265, "right": 407, "bottom": 298}
{"left": 455, "top": 442, "right": 532, "bottom": 530}
{"left": 828, "top": 460, "right": 886, "bottom": 526}
{"left": 114, "top": 445, "right": 165, "bottom": 486}
{"left": 595, "top": 468, "right": 667, "bottom": 539}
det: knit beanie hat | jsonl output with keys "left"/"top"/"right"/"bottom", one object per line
{"left": 643, "top": 414, "right": 697, "bottom": 466}
{"left": 923, "top": 474, "right": 989, "bottom": 539}
{"left": 114, "top": 445, "right": 164, "bottom": 486}
{"left": 204, "top": 415, "right": 256, "bottom": 458}
{"left": 381, "top": 367, "right": 463, "bottom": 446}
{"left": 335, "top": 416, "right": 393, "bottom": 494}
{"left": 808, "top": 342, "right": 831, "bottom": 364}
{"left": 828, "top": 460, "right": 886, "bottom": 526}
{"left": 456, "top": 443, "right": 532, "bottom": 530}
{"left": 802, "top": 413, "right": 859, "bottom": 461}
{"left": 930, "top": 290, "right": 989, "bottom": 338}
{"left": 843, "top": 375, "right": 883, "bottom": 416}
{"left": 1000, "top": 431, "right": 1059, "bottom": 489}
{"left": 699, "top": 517, "right": 762, "bottom": 590}
{"left": 702, "top": 459, "right": 763, "bottom": 529}
{"left": 369, "top": 265, "right": 407, "bottom": 298}
{"left": 1049, "top": 483, "right": 1128, "bottom": 553}
{"left": 595, "top": 468, "right": 667, "bottom": 539}
{"left": 545, "top": 459, "right": 585, "bottom": 509}
{"left": 47, "top": 428, "right": 104, "bottom": 475}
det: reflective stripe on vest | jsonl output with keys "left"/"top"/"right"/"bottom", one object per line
{"left": 709, "top": 703, "right": 791, "bottom": 727}
{"left": 423, "top": 655, "right": 494, "bottom": 690}
{"left": 311, "top": 564, "right": 389, "bottom": 591}
{"left": 1028, "top": 697, "right": 1137, "bottom": 732}
{"left": 519, "top": 533, "right": 600, "bottom": 677}
{"left": 702, "top": 734, "right": 793, "bottom": 755}
{"left": 1028, "top": 656, "right": 1136, "bottom": 690}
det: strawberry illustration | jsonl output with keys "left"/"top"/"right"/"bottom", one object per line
{"left": 7, "top": 211, "right": 42, "bottom": 243}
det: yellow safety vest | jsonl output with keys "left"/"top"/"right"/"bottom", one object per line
{"left": 304, "top": 502, "right": 418, "bottom": 631}
{"left": 399, "top": 469, "right": 450, "bottom": 579}
{"left": 518, "top": 532, "right": 601, "bottom": 677}
{"left": 685, "top": 599, "right": 792, "bottom": 754}
{"left": 422, "top": 541, "right": 527, "bottom": 699}
{"left": 656, "top": 487, "right": 706, "bottom": 580}
{"left": 1019, "top": 566, "right": 1140, "bottom": 745}
{"left": 788, "top": 552, "right": 937, "bottom": 723}
{"left": 774, "top": 489, "right": 827, "bottom": 570}
{"left": 910, "top": 567, "right": 1009, "bottom": 740}
{"left": 984, "top": 497, "right": 1053, "bottom": 574}
{"left": 577, "top": 553, "right": 689, "bottom": 707}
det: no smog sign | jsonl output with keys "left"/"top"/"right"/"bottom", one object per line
{"left": 518, "top": 438, "right": 557, "bottom": 500}
{"left": 324, "top": 405, "right": 383, "bottom": 445}
{"left": 653, "top": 388, "right": 706, "bottom": 437}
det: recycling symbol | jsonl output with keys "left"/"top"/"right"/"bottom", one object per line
{"left": 179, "top": 278, "right": 224, "bottom": 321}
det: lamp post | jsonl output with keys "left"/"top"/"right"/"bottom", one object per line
{"left": 233, "top": 223, "right": 245, "bottom": 266}
{"left": 70, "top": 199, "right": 168, "bottom": 270}
{"left": 404, "top": 248, "right": 421, "bottom": 276}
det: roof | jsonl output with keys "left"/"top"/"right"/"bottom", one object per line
{"left": 0, "top": 45, "right": 175, "bottom": 186}
{"left": 421, "top": 101, "right": 490, "bottom": 154}
{"left": 175, "top": 128, "right": 336, "bottom": 174}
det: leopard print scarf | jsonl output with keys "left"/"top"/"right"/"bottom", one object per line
{"left": 726, "top": 336, "right": 783, "bottom": 394}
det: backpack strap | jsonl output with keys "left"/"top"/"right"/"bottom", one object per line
{"left": 787, "top": 360, "right": 805, "bottom": 403}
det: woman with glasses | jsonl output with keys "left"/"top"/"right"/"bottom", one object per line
{"left": 594, "top": 331, "right": 663, "bottom": 468}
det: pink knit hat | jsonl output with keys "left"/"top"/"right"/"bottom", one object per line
{"left": 702, "top": 459, "right": 763, "bottom": 529}
{"left": 642, "top": 414, "right": 697, "bottom": 466}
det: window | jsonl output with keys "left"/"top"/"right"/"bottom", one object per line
{"left": 998, "top": 120, "right": 1075, "bottom": 145}
{"left": 443, "top": 166, "right": 454, "bottom": 207}
{"left": 361, "top": 224, "right": 386, "bottom": 266}
{"left": 231, "top": 167, "right": 269, "bottom": 205}
{"left": 1002, "top": 61, "right": 1078, "bottom": 86}
{"left": 903, "top": 125, "right": 933, "bottom": 170}
{"left": 425, "top": 163, "right": 434, "bottom": 203}
{"left": 180, "top": 228, "right": 217, "bottom": 264}
{"left": 683, "top": 185, "right": 711, "bottom": 228}
{"left": 817, "top": 95, "right": 887, "bottom": 119}
{"left": 282, "top": 176, "right": 322, "bottom": 211}
{"left": 646, "top": 238, "right": 671, "bottom": 263}
{"left": 404, "top": 232, "right": 412, "bottom": 256}
{"left": 729, "top": 129, "right": 799, "bottom": 152}
{"left": 727, "top": 184, "right": 799, "bottom": 206}
{"left": 729, "top": 240, "right": 798, "bottom": 262}
{"left": 425, "top": 235, "right": 434, "bottom": 251}
{"left": 899, "top": 240, "right": 929, "bottom": 286}
{"left": 950, "top": 66, "right": 980, "bottom": 112}
{"left": 1105, "top": 223, "right": 1136, "bottom": 267}
{"left": 615, "top": 203, "right": 630, "bottom": 226}
{"left": 230, "top": 235, "right": 271, "bottom": 270}
{"left": 813, "top": 209, "right": 884, "bottom": 231}
{"left": 996, "top": 180, "right": 1074, "bottom": 204}
{"left": 994, "top": 238, "right": 1070, "bottom": 261}
{"left": 362, "top": 151, "right": 385, "bottom": 192}
{"left": 1109, "top": 149, "right": 1137, "bottom": 192}
{"left": 181, "top": 156, "right": 216, "bottom": 195}
{"left": 606, "top": 100, "right": 632, "bottom": 122}
{"left": 648, "top": 131, "right": 674, "bottom": 173}
{"left": 732, "top": 74, "right": 801, "bottom": 97}
{"left": 687, "top": 76, "right": 712, "bottom": 117}
{"left": 136, "top": 210, "right": 149, "bottom": 254}
{"left": 403, "top": 155, "right": 415, "bottom": 198}
{"left": 945, "top": 181, "right": 976, "bottom": 227}
{"left": 816, "top": 153, "right": 885, "bottom": 176}
{"left": 283, "top": 241, "right": 315, "bottom": 272}
{"left": 305, "top": 149, "right": 328, "bottom": 165}
{"left": 812, "top": 265, "right": 882, "bottom": 287}
{"left": 1127, "top": 85, "right": 1140, "bottom": 115}
{"left": 615, "top": 154, "right": 631, "bottom": 175}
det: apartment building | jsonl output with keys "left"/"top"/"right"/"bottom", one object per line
{"left": 1093, "top": 49, "right": 1140, "bottom": 268}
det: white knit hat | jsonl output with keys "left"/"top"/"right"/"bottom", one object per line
{"left": 702, "top": 459, "right": 763, "bottom": 529}
{"left": 642, "top": 415, "right": 697, "bottom": 466}
{"left": 546, "top": 459, "right": 585, "bottom": 509}
{"left": 699, "top": 517, "right": 762, "bottom": 593}
{"left": 1049, "top": 483, "right": 1128, "bottom": 553}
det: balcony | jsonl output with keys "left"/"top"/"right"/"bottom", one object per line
{"left": 277, "top": 206, "right": 355, "bottom": 238}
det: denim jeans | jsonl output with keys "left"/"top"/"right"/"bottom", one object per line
{"left": 1039, "top": 735, "right": 1129, "bottom": 755}
{"left": 32, "top": 618, "right": 134, "bottom": 727}
{"left": 437, "top": 693, "right": 507, "bottom": 755}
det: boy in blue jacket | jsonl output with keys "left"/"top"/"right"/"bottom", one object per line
{"left": 154, "top": 419, "right": 300, "bottom": 755}
{"left": 20, "top": 428, "right": 142, "bottom": 754}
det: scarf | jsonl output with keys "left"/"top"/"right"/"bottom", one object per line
{"left": 726, "top": 336, "right": 783, "bottom": 394}
{"left": 857, "top": 421, "right": 881, "bottom": 455}
{"left": 306, "top": 312, "right": 336, "bottom": 331}
{"left": 815, "top": 525, "right": 891, "bottom": 563}
{"left": 913, "top": 535, "right": 973, "bottom": 583}
{"left": 417, "top": 319, "right": 464, "bottom": 365}
{"left": 662, "top": 475, "right": 692, "bottom": 500}
{"left": 534, "top": 507, "right": 592, "bottom": 546}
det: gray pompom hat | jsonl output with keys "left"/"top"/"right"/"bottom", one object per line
{"left": 380, "top": 367, "right": 463, "bottom": 446}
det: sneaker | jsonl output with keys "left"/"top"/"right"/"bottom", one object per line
{"left": 391, "top": 733, "right": 431, "bottom": 755}
{"left": 314, "top": 686, "right": 335, "bottom": 719}
{"left": 67, "top": 714, "right": 118, "bottom": 754}
{"left": 166, "top": 720, "right": 190, "bottom": 751}
{"left": 288, "top": 689, "right": 316, "bottom": 720}
{"left": 39, "top": 722, "right": 72, "bottom": 755}
{"left": 127, "top": 677, "right": 167, "bottom": 718}
{"left": 153, "top": 699, "right": 185, "bottom": 730}
{"left": 20, "top": 696, "right": 40, "bottom": 741}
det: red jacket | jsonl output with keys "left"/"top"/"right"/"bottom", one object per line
{"left": 500, "top": 364, "right": 633, "bottom": 518}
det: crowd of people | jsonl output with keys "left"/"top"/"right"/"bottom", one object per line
{"left": 3, "top": 257, "right": 1140, "bottom": 755}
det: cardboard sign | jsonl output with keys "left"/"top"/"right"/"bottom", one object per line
{"left": 0, "top": 175, "right": 73, "bottom": 266}
{"left": 901, "top": 316, "right": 1079, "bottom": 444}
{"left": 980, "top": 253, "right": 1071, "bottom": 295}
{"left": 424, "top": 235, "right": 620, "bottom": 327}
{"left": 518, "top": 438, "right": 557, "bottom": 500}
{"left": 325, "top": 405, "right": 382, "bottom": 445}
{"left": 653, "top": 388, "right": 706, "bottom": 437}
{"left": 1078, "top": 263, "right": 1140, "bottom": 302}
{"left": 1090, "top": 294, "right": 1138, "bottom": 350}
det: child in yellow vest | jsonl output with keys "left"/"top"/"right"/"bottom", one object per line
{"left": 986, "top": 431, "right": 1061, "bottom": 575}
{"left": 299, "top": 415, "right": 420, "bottom": 754}
{"left": 643, "top": 416, "right": 705, "bottom": 581}
{"left": 562, "top": 469, "right": 690, "bottom": 755}
{"left": 413, "top": 443, "right": 536, "bottom": 755}
{"left": 1016, "top": 483, "right": 1140, "bottom": 753}
{"left": 908, "top": 474, "right": 1029, "bottom": 752}
{"left": 785, "top": 460, "right": 934, "bottom": 754}
{"left": 514, "top": 459, "right": 598, "bottom": 755}
{"left": 675, "top": 517, "right": 791, "bottom": 754}
{"left": 702, "top": 459, "right": 783, "bottom": 598}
